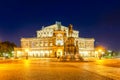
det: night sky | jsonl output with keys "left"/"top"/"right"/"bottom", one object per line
{"left": 0, "top": 0, "right": 120, "bottom": 51}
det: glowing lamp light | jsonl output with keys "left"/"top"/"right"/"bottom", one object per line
{"left": 24, "top": 60, "right": 30, "bottom": 67}
{"left": 98, "top": 49, "right": 102, "bottom": 52}
{"left": 25, "top": 49, "right": 29, "bottom": 52}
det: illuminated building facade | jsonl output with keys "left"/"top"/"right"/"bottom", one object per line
{"left": 14, "top": 22, "right": 95, "bottom": 58}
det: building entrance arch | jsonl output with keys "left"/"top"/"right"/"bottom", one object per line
{"left": 56, "top": 49, "right": 63, "bottom": 57}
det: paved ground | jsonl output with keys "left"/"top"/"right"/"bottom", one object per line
{"left": 0, "top": 58, "right": 120, "bottom": 80}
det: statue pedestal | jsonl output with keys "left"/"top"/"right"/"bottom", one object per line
{"left": 59, "top": 54, "right": 83, "bottom": 62}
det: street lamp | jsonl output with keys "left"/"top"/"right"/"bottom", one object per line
{"left": 98, "top": 49, "right": 102, "bottom": 52}
{"left": 98, "top": 49, "right": 103, "bottom": 60}
{"left": 25, "top": 49, "right": 29, "bottom": 60}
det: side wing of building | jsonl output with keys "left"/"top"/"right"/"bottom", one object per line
{"left": 20, "top": 37, "right": 54, "bottom": 57}
{"left": 76, "top": 38, "right": 95, "bottom": 57}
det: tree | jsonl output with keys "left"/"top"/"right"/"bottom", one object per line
{"left": 0, "top": 41, "right": 17, "bottom": 57}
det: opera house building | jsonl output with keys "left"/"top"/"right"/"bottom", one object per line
{"left": 14, "top": 22, "right": 95, "bottom": 58}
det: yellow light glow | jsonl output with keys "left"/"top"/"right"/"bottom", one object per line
{"left": 25, "top": 49, "right": 29, "bottom": 52}
{"left": 95, "top": 51, "right": 98, "bottom": 54}
{"left": 57, "top": 49, "right": 63, "bottom": 56}
{"left": 98, "top": 49, "right": 102, "bottom": 52}
{"left": 96, "top": 60, "right": 104, "bottom": 65}
{"left": 23, "top": 60, "right": 30, "bottom": 67}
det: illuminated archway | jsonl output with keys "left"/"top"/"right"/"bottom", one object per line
{"left": 56, "top": 49, "right": 63, "bottom": 57}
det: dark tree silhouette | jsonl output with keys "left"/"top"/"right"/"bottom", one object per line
{"left": 0, "top": 41, "right": 17, "bottom": 57}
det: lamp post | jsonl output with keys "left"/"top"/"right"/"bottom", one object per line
{"left": 98, "top": 49, "right": 102, "bottom": 60}
{"left": 25, "top": 49, "right": 29, "bottom": 60}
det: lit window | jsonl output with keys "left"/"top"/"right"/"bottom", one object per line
{"left": 45, "top": 43, "right": 48, "bottom": 46}
{"left": 50, "top": 43, "right": 53, "bottom": 46}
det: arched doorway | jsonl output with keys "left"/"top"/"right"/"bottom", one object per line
{"left": 56, "top": 49, "right": 63, "bottom": 57}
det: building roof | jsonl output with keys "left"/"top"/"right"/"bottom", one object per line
{"left": 37, "top": 22, "right": 79, "bottom": 32}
